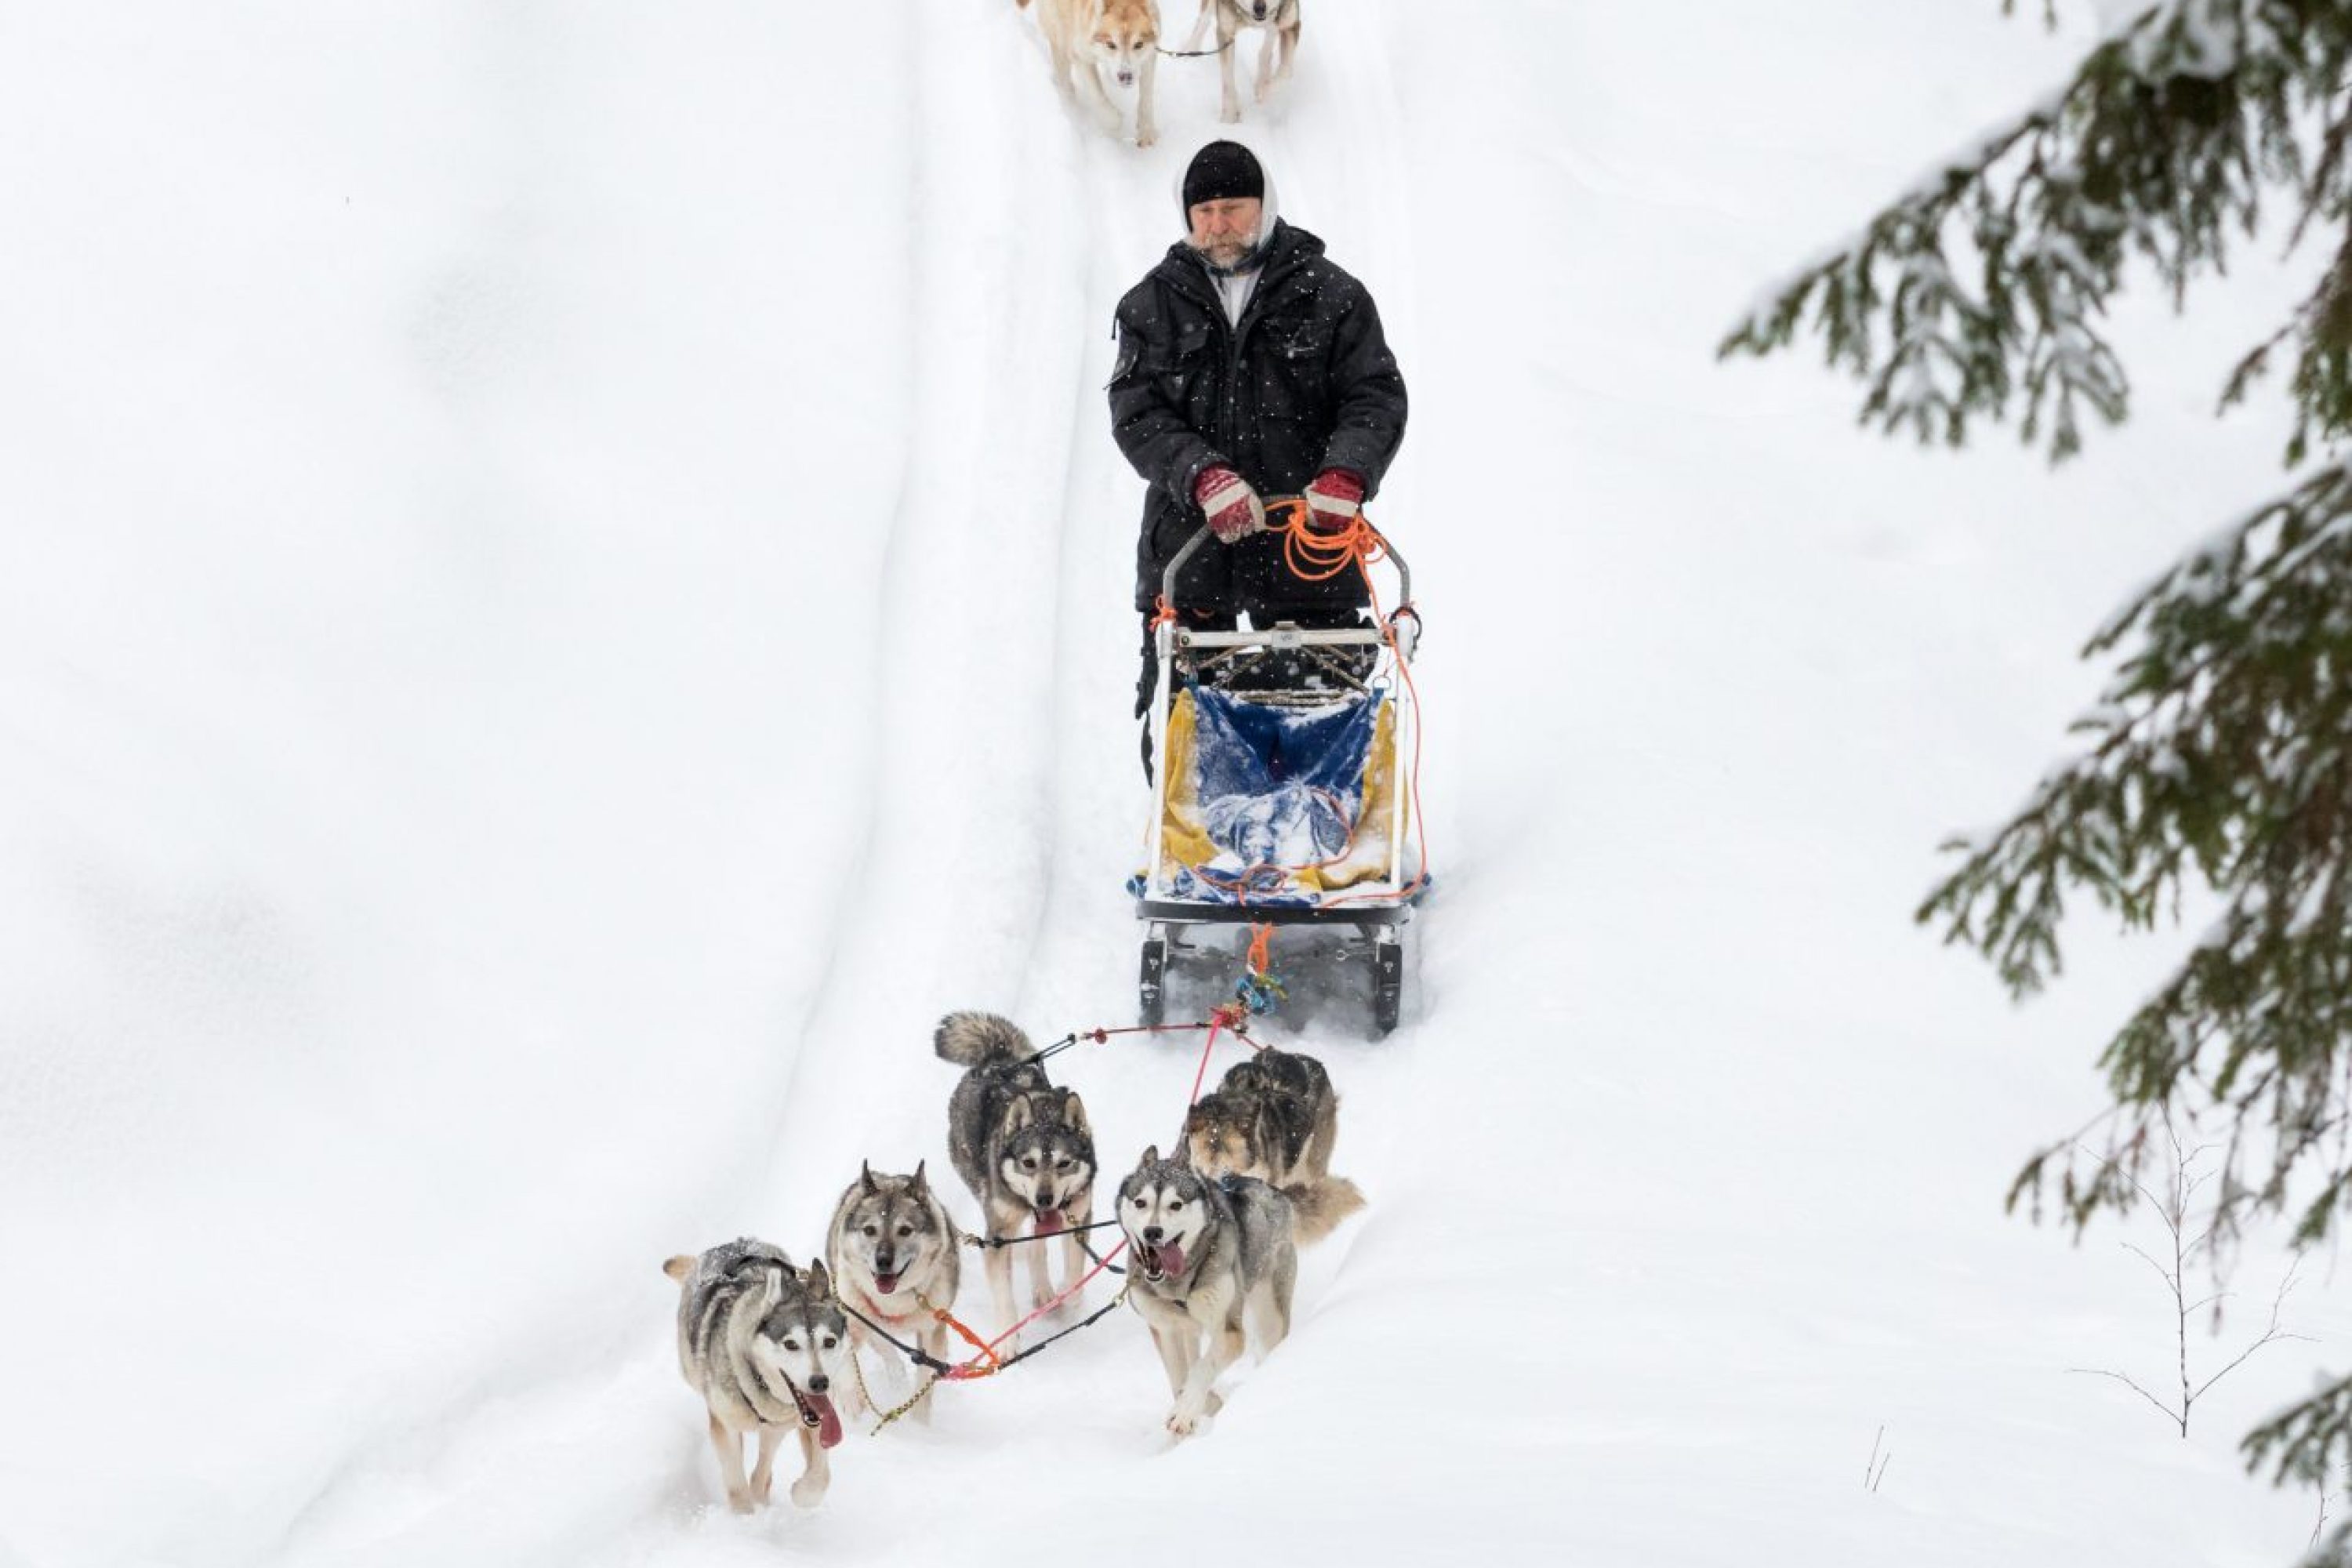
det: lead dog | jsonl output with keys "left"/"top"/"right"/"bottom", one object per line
{"left": 825, "top": 1162, "right": 960, "bottom": 1422}
{"left": 1021, "top": 0, "right": 1161, "bottom": 147}
{"left": 1117, "top": 1144, "right": 1297, "bottom": 1437}
{"left": 935, "top": 1010, "right": 1101, "bottom": 1334}
{"left": 662, "top": 1240, "right": 850, "bottom": 1511}
{"left": 1185, "top": 0, "right": 1300, "bottom": 124}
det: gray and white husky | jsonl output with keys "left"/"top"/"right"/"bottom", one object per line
{"left": 1185, "top": 0, "right": 1301, "bottom": 123}
{"left": 662, "top": 1240, "right": 850, "bottom": 1512}
{"left": 1182, "top": 1047, "right": 1364, "bottom": 1242}
{"left": 1117, "top": 1145, "right": 1297, "bottom": 1437}
{"left": 825, "top": 1162, "right": 960, "bottom": 1421}
{"left": 935, "top": 1010, "right": 1100, "bottom": 1334}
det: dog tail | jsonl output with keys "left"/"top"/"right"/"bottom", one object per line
{"left": 934, "top": 1009, "right": 1033, "bottom": 1067}
{"left": 1281, "top": 1176, "right": 1367, "bottom": 1246}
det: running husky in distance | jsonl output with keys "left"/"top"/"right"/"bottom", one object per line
{"left": 825, "top": 1162, "right": 960, "bottom": 1422}
{"left": 1184, "top": 0, "right": 1300, "bottom": 124}
{"left": 1020, "top": 0, "right": 1161, "bottom": 148}
{"left": 935, "top": 1010, "right": 1101, "bottom": 1334}
{"left": 1118, "top": 1145, "right": 1297, "bottom": 1437}
{"left": 662, "top": 1240, "right": 850, "bottom": 1512}
{"left": 1183, "top": 1047, "right": 1364, "bottom": 1243}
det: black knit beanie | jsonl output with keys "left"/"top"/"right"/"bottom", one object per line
{"left": 1181, "top": 141, "right": 1265, "bottom": 212}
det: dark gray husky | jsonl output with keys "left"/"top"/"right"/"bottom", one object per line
{"left": 662, "top": 1240, "right": 850, "bottom": 1511}
{"left": 935, "top": 1010, "right": 1099, "bottom": 1334}
{"left": 1116, "top": 1145, "right": 1298, "bottom": 1439}
{"left": 1181, "top": 1047, "right": 1363, "bottom": 1242}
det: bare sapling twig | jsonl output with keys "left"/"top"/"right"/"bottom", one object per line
{"left": 2069, "top": 1118, "right": 2313, "bottom": 1438}
{"left": 1864, "top": 1425, "right": 1892, "bottom": 1493}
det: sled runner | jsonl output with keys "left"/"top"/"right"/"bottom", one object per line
{"left": 1131, "top": 517, "right": 1427, "bottom": 1038}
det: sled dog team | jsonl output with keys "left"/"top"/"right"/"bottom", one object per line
{"left": 1022, "top": 0, "right": 1305, "bottom": 148}
{"left": 665, "top": 1010, "right": 1364, "bottom": 1512}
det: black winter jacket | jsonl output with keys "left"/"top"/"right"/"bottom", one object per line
{"left": 1109, "top": 220, "right": 1407, "bottom": 613}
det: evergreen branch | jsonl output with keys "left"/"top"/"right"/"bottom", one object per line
{"left": 1922, "top": 460, "right": 2352, "bottom": 1234}
{"left": 1724, "top": 0, "right": 2352, "bottom": 464}
{"left": 2246, "top": 1370, "right": 2352, "bottom": 1485}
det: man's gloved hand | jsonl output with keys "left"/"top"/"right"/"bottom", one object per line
{"left": 1303, "top": 468, "right": 1366, "bottom": 532}
{"left": 1195, "top": 466, "right": 1265, "bottom": 543}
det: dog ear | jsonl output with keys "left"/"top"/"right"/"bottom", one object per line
{"left": 1062, "top": 1090, "right": 1090, "bottom": 1136}
{"left": 663, "top": 1254, "right": 695, "bottom": 1283}
{"left": 909, "top": 1160, "right": 929, "bottom": 1197}
{"left": 1171, "top": 1139, "right": 1195, "bottom": 1167}
{"left": 1005, "top": 1095, "right": 1036, "bottom": 1133}
{"left": 1140, "top": 1143, "right": 1160, "bottom": 1167}
{"left": 805, "top": 1259, "right": 832, "bottom": 1300}
{"left": 861, "top": 1160, "right": 880, "bottom": 1195}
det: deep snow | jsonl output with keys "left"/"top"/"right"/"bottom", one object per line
{"left": 4, "top": 3, "right": 2347, "bottom": 1565}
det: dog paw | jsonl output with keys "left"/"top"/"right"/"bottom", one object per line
{"left": 727, "top": 1491, "right": 755, "bottom": 1515}
{"left": 790, "top": 1476, "right": 828, "bottom": 1510}
{"left": 1136, "top": 123, "right": 1157, "bottom": 149}
{"left": 1166, "top": 1402, "right": 1208, "bottom": 1439}
{"left": 1219, "top": 106, "right": 1242, "bottom": 125}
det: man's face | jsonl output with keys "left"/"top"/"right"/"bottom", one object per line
{"left": 1187, "top": 197, "right": 1263, "bottom": 269}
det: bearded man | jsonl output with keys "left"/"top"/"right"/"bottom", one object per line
{"left": 1108, "top": 140, "right": 1408, "bottom": 751}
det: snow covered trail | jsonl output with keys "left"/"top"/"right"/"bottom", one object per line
{"left": 13, "top": 3, "right": 2352, "bottom": 1566}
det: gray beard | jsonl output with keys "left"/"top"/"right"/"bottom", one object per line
{"left": 1193, "top": 234, "right": 1263, "bottom": 274}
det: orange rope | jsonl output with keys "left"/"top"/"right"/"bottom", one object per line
{"left": 1266, "top": 499, "right": 1387, "bottom": 583}
{"left": 1243, "top": 921, "right": 1274, "bottom": 979}
{"left": 1297, "top": 503, "right": 1430, "bottom": 909}
{"left": 931, "top": 1302, "right": 1004, "bottom": 1374}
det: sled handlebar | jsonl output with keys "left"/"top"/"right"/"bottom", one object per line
{"left": 1160, "top": 504, "right": 1413, "bottom": 612}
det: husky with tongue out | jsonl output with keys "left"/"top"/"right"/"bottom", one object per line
{"left": 935, "top": 1011, "right": 1100, "bottom": 1338}
{"left": 661, "top": 1240, "right": 851, "bottom": 1512}
{"left": 1118, "top": 1145, "right": 1298, "bottom": 1438}
{"left": 826, "top": 1162, "right": 960, "bottom": 1423}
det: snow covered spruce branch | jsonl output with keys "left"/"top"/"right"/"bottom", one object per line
{"left": 1720, "top": 0, "right": 2352, "bottom": 463}
{"left": 1729, "top": 0, "right": 2352, "bottom": 1526}
{"left": 1920, "top": 461, "right": 2352, "bottom": 1236}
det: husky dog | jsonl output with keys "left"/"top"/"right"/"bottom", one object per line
{"left": 935, "top": 1010, "right": 1100, "bottom": 1334}
{"left": 662, "top": 1240, "right": 850, "bottom": 1512}
{"left": 1183, "top": 1047, "right": 1364, "bottom": 1243}
{"left": 1118, "top": 1145, "right": 1298, "bottom": 1436}
{"left": 825, "top": 1162, "right": 959, "bottom": 1421}
{"left": 1185, "top": 0, "right": 1299, "bottom": 124}
{"left": 1021, "top": 0, "right": 1161, "bottom": 147}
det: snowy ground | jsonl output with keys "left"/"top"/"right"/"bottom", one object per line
{"left": 5, "top": 3, "right": 2347, "bottom": 1565}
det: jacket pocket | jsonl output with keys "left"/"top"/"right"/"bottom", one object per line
{"left": 1258, "top": 330, "right": 1331, "bottom": 425}
{"left": 1151, "top": 322, "right": 1214, "bottom": 401}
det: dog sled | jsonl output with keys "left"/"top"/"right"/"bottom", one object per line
{"left": 1132, "top": 516, "right": 1427, "bottom": 1038}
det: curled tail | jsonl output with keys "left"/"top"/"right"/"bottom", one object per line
{"left": 1281, "top": 1176, "right": 1367, "bottom": 1246}
{"left": 934, "top": 1010, "right": 1033, "bottom": 1067}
